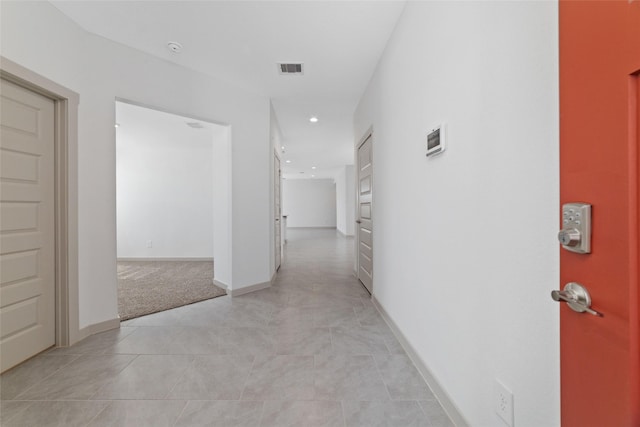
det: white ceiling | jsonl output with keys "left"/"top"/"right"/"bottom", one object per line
{"left": 50, "top": 1, "right": 405, "bottom": 179}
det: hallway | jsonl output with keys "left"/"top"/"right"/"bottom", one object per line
{"left": 0, "top": 229, "right": 453, "bottom": 426}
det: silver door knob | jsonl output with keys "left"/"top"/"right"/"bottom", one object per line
{"left": 557, "top": 228, "right": 581, "bottom": 247}
{"left": 551, "top": 282, "right": 601, "bottom": 316}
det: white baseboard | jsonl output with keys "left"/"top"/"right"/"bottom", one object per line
{"left": 229, "top": 280, "right": 271, "bottom": 297}
{"left": 371, "top": 295, "right": 469, "bottom": 427}
{"left": 213, "top": 278, "right": 229, "bottom": 291}
{"left": 73, "top": 317, "right": 121, "bottom": 346}
{"left": 286, "top": 226, "right": 337, "bottom": 229}
{"left": 217, "top": 272, "right": 276, "bottom": 297}
{"left": 117, "top": 257, "right": 214, "bottom": 262}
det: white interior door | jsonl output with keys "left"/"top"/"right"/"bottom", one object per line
{"left": 274, "top": 153, "right": 282, "bottom": 270}
{"left": 0, "top": 78, "right": 56, "bottom": 372}
{"left": 357, "top": 134, "right": 373, "bottom": 293}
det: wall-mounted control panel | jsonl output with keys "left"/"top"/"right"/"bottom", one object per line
{"left": 558, "top": 203, "right": 591, "bottom": 254}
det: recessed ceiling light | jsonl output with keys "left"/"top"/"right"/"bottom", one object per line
{"left": 114, "top": 123, "right": 120, "bottom": 128}
{"left": 311, "top": 175, "right": 315, "bottom": 178}
{"left": 311, "top": 166, "right": 316, "bottom": 170}
{"left": 286, "top": 160, "right": 292, "bottom": 164}
{"left": 309, "top": 116, "right": 319, "bottom": 123}
{"left": 281, "top": 146, "right": 285, "bottom": 150}
{"left": 167, "top": 41, "right": 183, "bottom": 53}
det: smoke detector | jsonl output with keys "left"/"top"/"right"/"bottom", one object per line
{"left": 278, "top": 63, "right": 304, "bottom": 75}
{"left": 167, "top": 42, "right": 183, "bottom": 53}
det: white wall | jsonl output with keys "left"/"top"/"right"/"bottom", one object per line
{"left": 354, "top": 2, "right": 559, "bottom": 427}
{"left": 1, "top": 1, "right": 271, "bottom": 328}
{"left": 283, "top": 179, "right": 337, "bottom": 228}
{"left": 335, "top": 165, "right": 355, "bottom": 236}
{"left": 116, "top": 102, "right": 215, "bottom": 259}
{"left": 212, "top": 124, "right": 232, "bottom": 288}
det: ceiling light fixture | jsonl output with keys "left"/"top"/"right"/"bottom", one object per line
{"left": 286, "top": 160, "right": 292, "bottom": 164}
{"left": 167, "top": 41, "right": 183, "bottom": 53}
{"left": 114, "top": 123, "right": 120, "bottom": 128}
{"left": 311, "top": 166, "right": 317, "bottom": 170}
{"left": 311, "top": 175, "right": 315, "bottom": 178}
{"left": 309, "top": 116, "right": 319, "bottom": 123}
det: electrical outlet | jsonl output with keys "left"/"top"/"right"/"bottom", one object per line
{"left": 494, "top": 379, "right": 514, "bottom": 426}
{"left": 146, "top": 240, "right": 153, "bottom": 248}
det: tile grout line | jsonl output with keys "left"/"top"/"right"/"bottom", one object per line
{"left": 371, "top": 353, "right": 394, "bottom": 401}
{"left": 417, "top": 399, "right": 437, "bottom": 427}
{"left": 237, "top": 355, "right": 257, "bottom": 402}
{"left": 164, "top": 356, "right": 197, "bottom": 400}
{"left": 0, "top": 400, "right": 35, "bottom": 425}
{"left": 87, "top": 354, "right": 140, "bottom": 401}
{"left": 171, "top": 400, "right": 190, "bottom": 427}
{"left": 83, "top": 400, "right": 112, "bottom": 427}
{"left": 7, "top": 353, "right": 82, "bottom": 401}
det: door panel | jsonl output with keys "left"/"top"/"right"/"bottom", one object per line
{"left": 360, "top": 202, "right": 371, "bottom": 220}
{"left": 559, "top": 1, "right": 640, "bottom": 425}
{"left": 357, "top": 134, "right": 373, "bottom": 293}
{"left": 0, "top": 79, "right": 55, "bottom": 372}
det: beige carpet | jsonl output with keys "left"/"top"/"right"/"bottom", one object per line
{"left": 117, "top": 260, "right": 226, "bottom": 321}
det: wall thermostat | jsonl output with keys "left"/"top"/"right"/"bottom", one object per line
{"left": 426, "top": 125, "right": 445, "bottom": 157}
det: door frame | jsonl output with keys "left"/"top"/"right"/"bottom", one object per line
{"left": 355, "top": 127, "right": 373, "bottom": 291}
{"left": 1, "top": 56, "right": 80, "bottom": 347}
{"left": 633, "top": 72, "right": 640, "bottom": 420}
{"left": 274, "top": 149, "right": 282, "bottom": 271}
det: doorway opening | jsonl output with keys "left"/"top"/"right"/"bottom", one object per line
{"left": 115, "top": 100, "right": 227, "bottom": 321}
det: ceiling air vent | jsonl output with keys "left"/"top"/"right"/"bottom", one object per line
{"left": 278, "top": 63, "right": 304, "bottom": 75}
{"left": 186, "top": 122, "right": 204, "bottom": 129}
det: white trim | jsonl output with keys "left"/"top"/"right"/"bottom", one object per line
{"left": 274, "top": 150, "right": 282, "bottom": 272}
{"left": 76, "top": 317, "right": 121, "bottom": 343}
{"left": 287, "top": 226, "right": 337, "bottom": 229}
{"left": 336, "top": 229, "right": 355, "bottom": 238}
{"left": 229, "top": 280, "right": 271, "bottom": 297}
{"left": 371, "top": 295, "right": 469, "bottom": 427}
{"left": 117, "top": 257, "right": 214, "bottom": 262}
{"left": 115, "top": 97, "right": 229, "bottom": 128}
{"left": 0, "top": 56, "right": 80, "bottom": 347}
{"left": 213, "top": 278, "right": 230, "bottom": 291}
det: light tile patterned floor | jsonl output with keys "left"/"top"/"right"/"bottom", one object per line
{"left": 0, "top": 228, "right": 455, "bottom": 426}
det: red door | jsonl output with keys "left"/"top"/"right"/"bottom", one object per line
{"left": 560, "top": 1, "right": 640, "bottom": 426}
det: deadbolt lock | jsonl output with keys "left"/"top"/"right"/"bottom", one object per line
{"left": 557, "top": 228, "right": 581, "bottom": 247}
{"left": 558, "top": 203, "right": 591, "bottom": 254}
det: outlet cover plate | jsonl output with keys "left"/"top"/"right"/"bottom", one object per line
{"left": 494, "top": 379, "right": 514, "bottom": 426}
